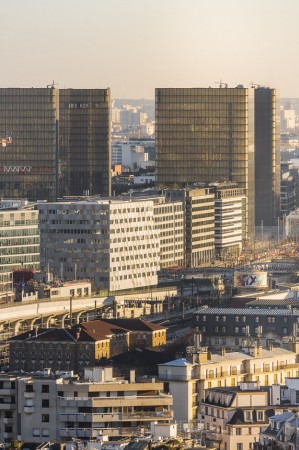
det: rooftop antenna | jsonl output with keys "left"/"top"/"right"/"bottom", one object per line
{"left": 250, "top": 82, "right": 261, "bottom": 88}
{"left": 215, "top": 80, "right": 228, "bottom": 88}
{"left": 47, "top": 80, "right": 59, "bottom": 89}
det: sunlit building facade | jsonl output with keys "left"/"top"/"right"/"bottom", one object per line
{"left": 156, "top": 87, "right": 255, "bottom": 241}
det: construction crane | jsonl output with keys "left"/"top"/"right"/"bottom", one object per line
{"left": 1, "top": 132, "right": 12, "bottom": 148}
{"left": 215, "top": 80, "right": 228, "bottom": 88}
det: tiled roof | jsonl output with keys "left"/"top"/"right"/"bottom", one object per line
{"left": 100, "top": 318, "right": 166, "bottom": 332}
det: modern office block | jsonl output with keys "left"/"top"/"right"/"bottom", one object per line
{"left": 39, "top": 198, "right": 160, "bottom": 292}
{"left": 0, "top": 88, "right": 58, "bottom": 201}
{"left": 0, "top": 200, "right": 39, "bottom": 301}
{"left": 0, "top": 87, "right": 111, "bottom": 201}
{"left": 165, "top": 188, "right": 215, "bottom": 267}
{"left": 156, "top": 87, "right": 255, "bottom": 241}
{"left": 58, "top": 89, "right": 111, "bottom": 197}
{"left": 212, "top": 183, "right": 246, "bottom": 258}
{"left": 254, "top": 87, "right": 280, "bottom": 226}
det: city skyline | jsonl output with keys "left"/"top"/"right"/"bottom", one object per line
{"left": 2, "top": 0, "right": 299, "bottom": 98}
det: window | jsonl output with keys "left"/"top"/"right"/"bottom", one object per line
{"left": 42, "top": 385, "right": 49, "bottom": 393}
{"left": 257, "top": 411, "right": 264, "bottom": 421}
{"left": 33, "top": 429, "right": 40, "bottom": 437}
{"left": 42, "top": 399, "right": 49, "bottom": 408}
{"left": 235, "top": 316, "right": 239, "bottom": 322}
{"left": 237, "top": 444, "right": 243, "bottom": 450}
{"left": 235, "top": 327, "right": 239, "bottom": 333}
{"left": 42, "top": 429, "right": 49, "bottom": 437}
{"left": 245, "top": 411, "right": 252, "bottom": 421}
{"left": 42, "top": 414, "right": 49, "bottom": 423}
{"left": 236, "top": 429, "right": 242, "bottom": 435}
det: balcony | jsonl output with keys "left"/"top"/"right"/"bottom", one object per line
{"left": 122, "top": 410, "right": 173, "bottom": 421}
{"left": 3, "top": 417, "right": 13, "bottom": 424}
{"left": 58, "top": 394, "right": 172, "bottom": 409}
{"left": 24, "top": 406, "right": 35, "bottom": 413}
{"left": 0, "top": 403, "right": 15, "bottom": 410}
{"left": 0, "top": 389, "right": 16, "bottom": 396}
{"left": 59, "top": 426, "right": 148, "bottom": 439}
{"left": 60, "top": 412, "right": 122, "bottom": 422}
{"left": 24, "top": 391, "right": 35, "bottom": 399}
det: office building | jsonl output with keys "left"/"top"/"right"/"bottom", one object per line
{"left": 254, "top": 88, "right": 280, "bottom": 226}
{"left": 0, "top": 87, "right": 111, "bottom": 201}
{"left": 156, "top": 87, "right": 255, "bottom": 241}
{"left": 0, "top": 88, "right": 58, "bottom": 201}
{"left": 165, "top": 188, "right": 215, "bottom": 266}
{"left": 39, "top": 198, "right": 160, "bottom": 292}
{"left": 0, "top": 199, "right": 40, "bottom": 301}
{"left": 211, "top": 183, "right": 246, "bottom": 259}
{"left": 58, "top": 89, "right": 111, "bottom": 197}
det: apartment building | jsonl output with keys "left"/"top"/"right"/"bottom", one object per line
{"left": 157, "top": 345, "right": 299, "bottom": 423}
{"left": 158, "top": 358, "right": 199, "bottom": 422}
{"left": 39, "top": 198, "right": 160, "bottom": 292}
{"left": 201, "top": 382, "right": 279, "bottom": 450}
{"left": 0, "top": 367, "right": 173, "bottom": 444}
{"left": 194, "top": 307, "right": 299, "bottom": 350}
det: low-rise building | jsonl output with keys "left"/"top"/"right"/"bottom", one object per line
{"left": 194, "top": 306, "right": 299, "bottom": 350}
{"left": 0, "top": 367, "right": 173, "bottom": 444}
{"left": 200, "top": 382, "right": 279, "bottom": 450}
{"left": 9, "top": 319, "right": 167, "bottom": 374}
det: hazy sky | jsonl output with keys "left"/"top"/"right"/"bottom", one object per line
{"left": 1, "top": 0, "right": 299, "bottom": 99}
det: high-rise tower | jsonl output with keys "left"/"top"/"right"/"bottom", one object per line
{"left": 0, "top": 87, "right": 111, "bottom": 201}
{"left": 254, "top": 87, "right": 280, "bottom": 226}
{"left": 156, "top": 87, "right": 255, "bottom": 241}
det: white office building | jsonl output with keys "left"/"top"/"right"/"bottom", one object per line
{"left": 39, "top": 199, "right": 160, "bottom": 292}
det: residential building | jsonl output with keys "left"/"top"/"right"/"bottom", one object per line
{"left": 257, "top": 411, "right": 298, "bottom": 450}
{"left": 254, "top": 87, "right": 280, "bottom": 226}
{"left": 165, "top": 188, "right": 215, "bottom": 266}
{"left": 201, "top": 382, "right": 279, "bottom": 450}
{"left": 9, "top": 319, "right": 166, "bottom": 374}
{"left": 39, "top": 198, "right": 160, "bottom": 292}
{"left": 194, "top": 306, "right": 299, "bottom": 350}
{"left": 0, "top": 87, "right": 111, "bottom": 201}
{"left": 158, "top": 358, "right": 199, "bottom": 422}
{"left": 0, "top": 367, "right": 173, "bottom": 444}
{"left": 156, "top": 87, "right": 255, "bottom": 241}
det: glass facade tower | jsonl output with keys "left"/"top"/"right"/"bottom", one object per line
{"left": 0, "top": 88, "right": 58, "bottom": 201}
{"left": 0, "top": 88, "right": 111, "bottom": 201}
{"left": 254, "top": 88, "right": 280, "bottom": 226}
{"left": 156, "top": 87, "right": 255, "bottom": 241}
{"left": 58, "top": 89, "right": 111, "bottom": 198}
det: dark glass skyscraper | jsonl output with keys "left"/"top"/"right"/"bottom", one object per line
{"left": 58, "top": 89, "right": 111, "bottom": 198}
{"left": 254, "top": 87, "right": 280, "bottom": 226}
{"left": 0, "top": 88, "right": 58, "bottom": 201}
{"left": 156, "top": 87, "right": 255, "bottom": 241}
{"left": 0, "top": 87, "right": 111, "bottom": 201}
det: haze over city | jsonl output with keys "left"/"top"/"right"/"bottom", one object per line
{"left": 2, "top": 0, "right": 299, "bottom": 98}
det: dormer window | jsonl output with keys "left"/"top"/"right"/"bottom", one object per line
{"left": 245, "top": 411, "right": 252, "bottom": 421}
